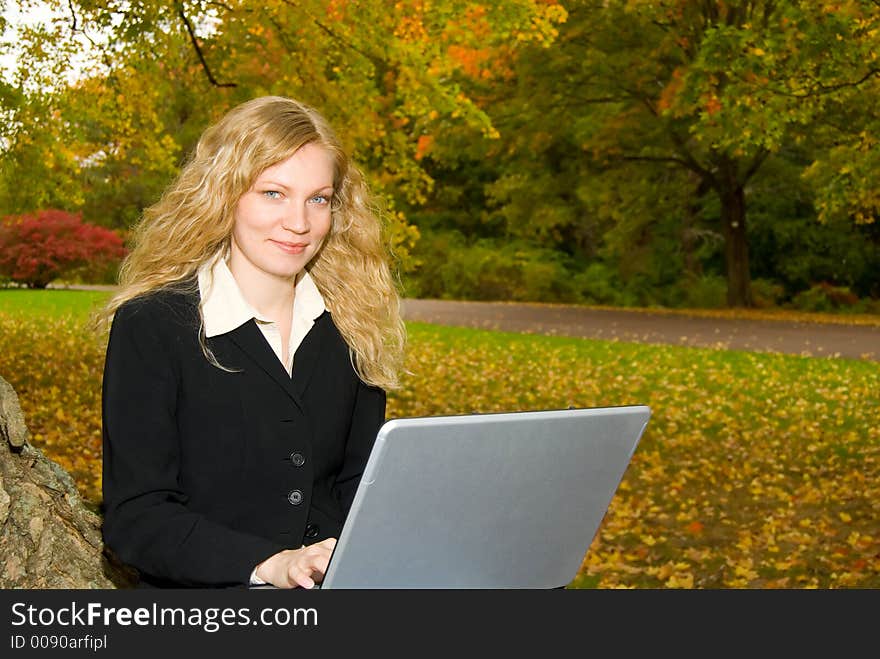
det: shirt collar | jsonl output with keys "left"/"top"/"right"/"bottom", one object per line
{"left": 197, "top": 254, "right": 326, "bottom": 338}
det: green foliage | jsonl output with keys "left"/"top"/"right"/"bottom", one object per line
{"left": 0, "top": 91, "right": 86, "bottom": 215}
{"left": 750, "top": 278, "right": 786, "bottom": 309}
{"left": 751, "top": 213, "right": 878, "bottom": 296}
{"left": 678, "top": 274, "right": 728, "bottom": 309}
{"left": 471, "top": 0, "right": 880, "bottom": 307}
{"left": 790, "top": 283, "right": 861, "bottom": 313}
{"left": 573, "top": 262, "right": 627, "bottom": 306}
{"left": 404, "top": 230, "right": 580, "bottom": 302}
{"left": 803, "top": 128, "right": 880, "bottom": 225}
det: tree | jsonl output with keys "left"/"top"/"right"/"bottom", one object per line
{"left": 483, "top": 0, "right": 880, "bottom": 306}
{"left": 0, "top": 375, "right": 135, "bottom": 587}
{"left": 0, "top": 209, "right": 126, "bottom": 288}
{"left": 2, "top": 1, "right": 567, "bottom": 272}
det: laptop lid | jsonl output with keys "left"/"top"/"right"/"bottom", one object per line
{"left": 320, "top": 405, "right": 651, "bottom": 589}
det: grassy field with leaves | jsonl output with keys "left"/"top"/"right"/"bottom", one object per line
{"left": 1, "top": 289, "right": 878, "bottom": 588}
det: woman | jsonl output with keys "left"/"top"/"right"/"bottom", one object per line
{"left": 100, "top": 96, "right": 406, "bottom": 588}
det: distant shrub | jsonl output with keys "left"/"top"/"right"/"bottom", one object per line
{"left": 405, "top": 230, "right": 580, "bottom": 302}
{"left": 679, "top": 274, "right": 727, "bottom": 309}
{"left": 751, "top": 278, "right": 786, "bottom": 308}
{"left": 857, "top": 297, "right": 880, "bottom": 314}
{"left": 64, "top": 255, "right": 125, "bottom": 286}
{"left": 790, "top": 282, "right": 860, "bottom": 312}
{"left": 0, "top": 209, "right": 126, "bottom": 288}
{"left": 574, "top": 262, "right": 626, "bottom": 305}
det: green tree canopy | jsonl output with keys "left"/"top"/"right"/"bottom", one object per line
{"left": 476, "top": 0, "right": 880, "bottom": 306}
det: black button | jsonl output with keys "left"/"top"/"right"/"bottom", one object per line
{"left": 304, "top": 523, "right": 320, "bottom": 539}
{"left": 290, "top": 452, "right": 305, "bottom": 467}
{"left": 287, "top": 489, "right": 303, "bottom": 506}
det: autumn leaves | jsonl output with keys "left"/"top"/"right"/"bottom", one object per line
{"left": 1, "top": 295, "right": 878, "bottom": 588}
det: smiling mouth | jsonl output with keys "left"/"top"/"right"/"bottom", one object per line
{"left": 271, "top": 240, "right": 309, "bottom": 254}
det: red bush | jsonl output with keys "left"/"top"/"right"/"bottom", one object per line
{"left": 0, "top": 209, "right": 127, "bottom": 288}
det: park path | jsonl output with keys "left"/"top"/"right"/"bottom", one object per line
{"left": 402, "top": 299, "right": 880, "bottom": 362}
{"left": 51, "top": 285, "right": 880, "bottom": 362}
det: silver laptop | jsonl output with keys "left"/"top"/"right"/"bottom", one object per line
{"left": 320, "top": 405, "right": 651, "bottom": 589}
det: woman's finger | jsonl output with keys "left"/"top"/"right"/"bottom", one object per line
{"left": 293, "top": 570, "right": 316, "bottom": 589}
{"left": 287, "top": 561, "right": 317, "bottom": 589}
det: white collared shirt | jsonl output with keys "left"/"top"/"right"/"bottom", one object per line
{"left": 197, "top": 255, "right": 326, "bottom": 375}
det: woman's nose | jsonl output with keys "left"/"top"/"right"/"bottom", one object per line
{"left": 281, "top": 204, "right": 309, "bottom": 234}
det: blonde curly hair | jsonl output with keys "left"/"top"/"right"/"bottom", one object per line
{"left": 100, "top": 96, "right": 405, "bottom": 390}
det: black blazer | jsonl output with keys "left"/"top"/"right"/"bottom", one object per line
{"left": 101, "top": 281, "right": 385, "bottom": 587}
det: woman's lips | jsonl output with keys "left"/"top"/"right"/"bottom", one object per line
{"left": 271, "top": 240, "right": 309, "bottom": 254}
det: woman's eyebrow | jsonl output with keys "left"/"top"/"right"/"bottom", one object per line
{"left": 257, "top": 179, "right": 291, "bottom": 190}
{"left": 257, "top": 180, "right": 334, "bottom": 192}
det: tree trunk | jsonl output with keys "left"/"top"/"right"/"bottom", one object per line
{"left": 0, "top": 374, "right": 136, "bottom": 588}
{"left": 718, "top": 182, "right": 754, "bottom": 307}
{"left": 682, "top": 176, "right": 713, "bottom": 278}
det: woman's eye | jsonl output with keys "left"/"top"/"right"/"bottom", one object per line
{"left": 310, "top": 194, "right": 330, "bottom": 205}
{"left": 262, "top": 190, "right": 282, "bottom": 200}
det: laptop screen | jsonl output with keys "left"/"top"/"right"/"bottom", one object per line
{"left": 319, "top": 405, "right": 650, "bottom": 589}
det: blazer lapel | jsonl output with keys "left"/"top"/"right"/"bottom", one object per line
{"left": 226, "top": 319, "right": 306, "bottom": 414}
{"left": 290, "top": 311, "right": 328, "bottom": 400}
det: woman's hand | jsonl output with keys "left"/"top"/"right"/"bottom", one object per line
{"left": 255, "top": 538, "right": 337, "bottom": 589}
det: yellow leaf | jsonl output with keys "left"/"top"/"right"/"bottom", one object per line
{"left": 665, "top": 573, "right": 694, "bottom": 589}
{"left": 734, "top": 564, "right": 759, "bottom": 580}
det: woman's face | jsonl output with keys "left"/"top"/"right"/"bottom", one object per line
{"left": 230, "top": 143, "right": 335, "bottom": 286}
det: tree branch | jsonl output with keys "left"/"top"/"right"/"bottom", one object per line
{"left": 614, "top": 86, "right": 716, "bottom": 184}
{"left": 66, "top": 0, "right": 78, "bottom": 33}
{"left": 279, "top": 0, "right": 386, "bottom": 72}
{"left": 177, "top": 6, "right": 236, "bottom": 88}
{"left": 485, "top": 94, "right": 626, "bottom": 128}
{"left": 620, "top": 154, "right": 694, "bottom": 168}
{"left": 205, "top": 1, "right": 235, "bottom": 11}
{"left": 791, "top": 68, "right": 880, "bottom": 98}
{"left": 63, "top": 1, "right": 116, "bottom": 76}
{"left": 742, "top": 148, "right": 769, "bottom": 183}
{"left": 667, "top": 130, "right": 717, "bottom": 185}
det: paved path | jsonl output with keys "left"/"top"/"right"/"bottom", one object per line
{"left": 402, "top": 299, "right": 880, "bottom": 362}
{"left": 48, "top": 285, "right": 879, "bottom": 361}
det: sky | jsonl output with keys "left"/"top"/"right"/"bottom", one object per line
{"left": 1, "top": 1, "right": 102, "bottom": 85}
{"left": 1, "top": 2, "right": 49, "bottom": 80}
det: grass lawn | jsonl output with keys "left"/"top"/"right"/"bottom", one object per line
{"left": 0, "top": 288, "right": 111, "bottom": 319}
{"left": 2, "top": 289, "right": 878, "bottom": 588}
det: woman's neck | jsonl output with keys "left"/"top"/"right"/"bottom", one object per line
{"left": 227, "top": 259, "right": 297, "bottom": 320}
